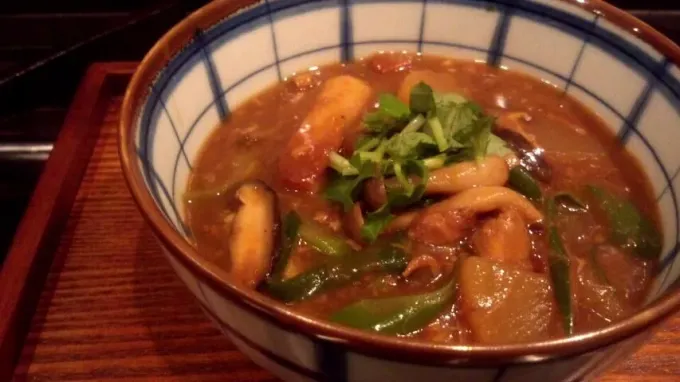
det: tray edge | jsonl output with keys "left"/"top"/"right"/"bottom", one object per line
{"left": 0, "top": 62, "right": 137, "bottom": 381}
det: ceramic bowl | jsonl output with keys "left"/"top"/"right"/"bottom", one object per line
{"left": 119, "top": 0, "right": 680, "bottom": 380}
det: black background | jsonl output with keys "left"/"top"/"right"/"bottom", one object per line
{"left": 0, "top": 0, "right": 676, "bottom": 264}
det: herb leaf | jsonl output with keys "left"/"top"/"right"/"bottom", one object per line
{"left": 361, "top": 204, "right": 394, "bottom": 243}
{"left": 355, "top": 135, "right": 382, "bottom": 152}
{"left": 364, "top": 94, "right": 411, "bottom": 133}
{"left": 432, "top": 99, "right": 498, "bottom": 156}
{"left": 468, "top": 115, "right": 494, "bottom": 161}
{"left": 486, "top": 133, "right": 514, "bottom": 157}
{"left": 387, "top": 159, "right": 428, "bottom": 208}
{"left": 324, "top": 158, "right": 376, "bottom": 211}
{"left": 379, "top": 94, "right": 411, "bottom": 118}
{"left": 329, "top": 152, "right": 359, "bottom": 176}
{"left": 401, "top": 114, "right": 427, "bottom": 134}
{"left": 385, "top": 132, "right": 436, "bottom": 160}
{"left": 446, "top": 102, "right": 483, "bottom": 136}
{"left": 326, "top": 82, "right": 513, "bottom": 243}
{"left": 426, "top": 112, "right": 451, "bottom": 152}
{"left": 434, "top": 92, "right": 467, "bottom": 107}
{"left": 324, "top": 175, "right": 361, "bottom": 212}
{"left": 410, "top": 82, "right": 436, "bottom": 114}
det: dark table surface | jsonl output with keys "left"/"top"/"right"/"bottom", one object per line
{"left": 0, "top": 1, "right": 679, "bottom": 267}
{"left": 0, "top": 0, "right": 209, "bottom": 265}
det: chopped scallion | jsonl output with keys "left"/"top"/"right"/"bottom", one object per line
{"left": 329, "top": 152, "right": 359, "bottom": 176}
{"left": 427, "top": 114, "right": 449, "bottom": 152}
{"left": 402, "top": 114, "right": 427, "bottom": 134}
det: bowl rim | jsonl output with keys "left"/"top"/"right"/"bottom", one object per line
{"left": 119, "top": 0, "right": 680, "bottom": 364}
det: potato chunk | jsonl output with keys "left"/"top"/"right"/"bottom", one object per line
{"left": 459, "top": 257, "right": 555, "bottom": 344}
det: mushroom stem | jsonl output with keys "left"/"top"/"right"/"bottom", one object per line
{"left": 426, "top": 156, "right": 509, "bottom": 195}
{"left": 433, "top": 186, "right": 543, "bottom": 224}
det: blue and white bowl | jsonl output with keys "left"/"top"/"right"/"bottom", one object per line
{"left": 119, "top": 0, "right": 680, "bottom": 380}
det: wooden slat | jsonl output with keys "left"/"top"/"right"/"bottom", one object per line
{"left": 9, "top": 94, "right": 276, "bottom": 382}
{"left": 0, "top": 63, "right": 136, "bottom": 381}
{"left": 5, "top": 64, "right": 680, "bottom": 381}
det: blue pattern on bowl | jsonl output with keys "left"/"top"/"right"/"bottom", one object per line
{"left": 126, "top": 1, "right": 680, "bottom": 380}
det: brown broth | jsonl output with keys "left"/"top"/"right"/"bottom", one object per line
{"left": 184, "top": 53, "right": 660, "bottom": 344}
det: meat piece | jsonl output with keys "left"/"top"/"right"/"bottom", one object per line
{"left": 410, "top": 208, "right": 474, "bottom": 246}
{"left": 278, "top": 75, "right": 372, "bottom": 192}
{"left": 473, "top": 209, "right": 532, "bottom": 268}
{"left": 410, "top": 187, "right": 542, "bottom": 247}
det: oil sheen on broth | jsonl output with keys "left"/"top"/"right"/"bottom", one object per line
{"left": 184, "top": 53, "right": 661, "bottom": 345}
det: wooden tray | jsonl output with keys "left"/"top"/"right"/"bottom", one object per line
{"left": 1, "top": 63, "right": 678, "bottom": 382}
